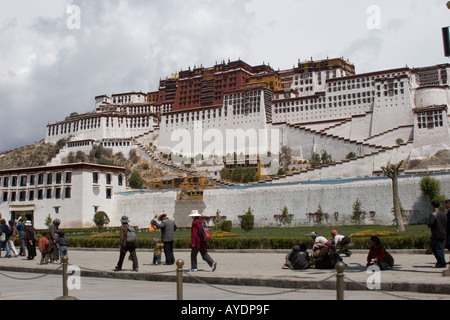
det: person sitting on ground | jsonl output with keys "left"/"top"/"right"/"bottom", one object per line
{"left": 328, "top": 245, "right": 343, "bottom": 268}
{"left": 282, "top": 244, "right": 311, "bottom": 270}
{"left": 314, "top": 246, "right": 333, "bottom": 269}
{"left": 331, "top": 230, "right": 354, "bottom": 257}
{"left": 366, "top": 236, "right": 394, "bottom": 270}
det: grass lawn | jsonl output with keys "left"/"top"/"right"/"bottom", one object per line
{"left": 140, "top": 224, "right": 430, "bottom": 240}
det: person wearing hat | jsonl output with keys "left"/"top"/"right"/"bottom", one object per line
{"left": 24, "top": 220, "right": 37, "bottom": 260}
{"left": 151, "top": 213, "right": 177, "bottom": 265}
{"left": 330, "top": 230, "right": 353, "bottom": 257}
{"left": 310, "top": 231, "right": 328, "bottom": 251}
{"left": 188, "top": 210, "right": 217, "bottom": 272}
{"left": 114, "top": 216, "right": 139, "bottom": 272}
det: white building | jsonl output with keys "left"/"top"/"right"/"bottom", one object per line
{"left": 0, "top": 163, "right": 127, "bottom": 229}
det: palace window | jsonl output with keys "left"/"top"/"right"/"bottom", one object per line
{"left": 417, "top": 110, "right": 444, "bottom": 129}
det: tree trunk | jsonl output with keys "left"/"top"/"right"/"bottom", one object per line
{"left": 392, "top": 175, "right": 405, "bottom": 232}
{"left": 382, "top": 161, "right": 405, "bottom": 232}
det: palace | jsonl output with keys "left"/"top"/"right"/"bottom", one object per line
{"left": 45, "top": 57, "right": 450, "bottom": 174}
{"left": 2, "top": 57, "right": 450, "bottom": 228}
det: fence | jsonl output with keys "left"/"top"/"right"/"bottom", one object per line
{"left": 0, "top": 258, "right": 422, "bottom": 301}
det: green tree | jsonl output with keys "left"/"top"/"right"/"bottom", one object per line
{"left": 241, "top": 207, "right": 254, "bottom": 232}
{"left": 280, "top": 205, "right": 291, "bottom": 226}
{"left": 420, "top": 175, "right": 441, "bottom": 202}
{"left": 310, "top": 152, "right": 321, "bottom": 168}
{"left": 321, "top": 151, "right": 333, "bottom": 164}
{"left": 382, "top": 161, "right": 405, "bottom": 232}
{"left": 128, "top": 171, "right": 144, "bottom": 189}
{"left": 93, "top": 211, "right": 110, "bottom": 231}
{"left": 44, "top": 214, "right": 52, "bottom": 228}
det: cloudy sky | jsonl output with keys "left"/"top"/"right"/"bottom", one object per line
{"left": 0, "top": 0, "right": 449, "bottom": 152}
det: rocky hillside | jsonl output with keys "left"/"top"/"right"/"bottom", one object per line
{"left": 0, "top": 140, "right": 169, "bottom": 189}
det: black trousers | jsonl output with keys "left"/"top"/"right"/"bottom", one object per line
{"left": 116, "top": 244, "right": 138, "bottom": 270}
{"left": 163, "top": 241, "right": 175, "bottom": 265}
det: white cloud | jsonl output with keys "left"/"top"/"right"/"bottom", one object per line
{"left": 0, "top": 0, "right": 449, "bottom": 152}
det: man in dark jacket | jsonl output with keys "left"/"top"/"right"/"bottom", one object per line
{"left": 115, "top": 216, "right": 138, "bottom": 272}
{"left": 428, "top": 201, "right": 447, "bottom": 268}
{"left": 151, "top": 213, "right": 177, "bottom": 265}
{"left": 49, "top": 218, "right": 61, "bottom": 264}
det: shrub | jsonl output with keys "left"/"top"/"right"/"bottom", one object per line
{"left": 128, "top": 171, "right": 144, "bottom": 189}
{"left": 211, "top": 231, "right": 238, "bottom": 238}
{"left": 90, "top": 233, "right": 120, "bottom": 239}
{"left": 241, "top": 207, "right": 254, "bottom": 232}
{"left": 93, "top": 211, "right": 110, "bottom": 231}
{"left": 350, "top": 230, "right": 399, "bottom": 238}
{"left": 66, "top": 234, "right": 430, "bottom": 250}
{"left": 220, "top": 220, "right": 232, "bottom": 232}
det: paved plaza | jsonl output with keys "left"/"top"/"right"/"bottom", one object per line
{"left": 1, "top": 248, "right": 450, "bottom": 302}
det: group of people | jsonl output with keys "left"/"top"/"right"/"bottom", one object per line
{"left": 0, "top": 217, "right": 69, "bottom": 265}
{"left": 283, "top": 229, "right": 354, "bottom": 270}
{"left": 114, "top": 209, "right": 217, "bottom": 273}
{"left": 283, "top": 229, "right": 396, "bottom": 271}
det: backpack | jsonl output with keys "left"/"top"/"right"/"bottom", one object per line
{"left": 127, "top": 226, "right": 138, "bottom": 243}
{"left": 199, "top": 220, "right": 211, "bottom": 242}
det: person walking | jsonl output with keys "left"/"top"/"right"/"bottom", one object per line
{"left": 8, "top": 220, "right": 19, "bottom": 257}
{"left": 427, "top": 201, "right": 447, "bottom": 268}
{"left": 445, "top": 199, "right": 450, "bottom": 263}
{"left": 25, "top": 220, "right": 37, "bottom": 260}
{"left": 0, "top": 219, "right": 11, "bottom": 258}
{"left": 188, "top": 210, "right": 217, "bottom": 272}
{"left": 114, "top": 216, "right": 139, "bottom": 272}
{"left": 151, "top": 213, "right": 177, "bottom": 265}
{"left": 16, "top": 217, "right": 27, "bottom": 256}
{"left": 49, "top": 218, "right": 61, "bottom": 264}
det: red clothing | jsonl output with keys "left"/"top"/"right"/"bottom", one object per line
{"left": 190, "top": 218, "right": 208, "bottom": 249}
{"left": 38, "top": 236, "right": 50, "bottom": 253}
{"left": 367, "top": 243, "right": 386, "bottom": 263}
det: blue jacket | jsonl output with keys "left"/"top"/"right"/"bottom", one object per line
{"left": 17, "top": 222, "right": 26, "bottom": 237}
{"left": 1, "top": 224, "right": 11, "bottom": 239}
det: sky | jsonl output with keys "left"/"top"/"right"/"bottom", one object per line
{"left": 0, "top": 0, "right": 449, "bottom": 153}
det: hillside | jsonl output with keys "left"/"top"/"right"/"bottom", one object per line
{"left": 0, "top": 140, "right": 169, "bottom": 189}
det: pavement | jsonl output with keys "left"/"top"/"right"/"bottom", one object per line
{"left": 1, "top": 248, "right": 450, "bottom": 299}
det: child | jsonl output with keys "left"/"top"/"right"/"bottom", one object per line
{"left": 57, "top": 231, "right": 69, "bottom": 261}
{"left": 38, "top": 232, "right": 51, "bottom": 265}
{"left": 152, "top": 238, "right": 164, "bottom": 265}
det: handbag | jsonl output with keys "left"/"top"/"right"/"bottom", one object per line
{"left": 149, "top": 224, "right": 156, "bottom": 232}
{"left": 0, "top": 232, "right": 5, "bottom": 242}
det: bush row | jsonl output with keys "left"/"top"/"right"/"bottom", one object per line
{"left": 66, "top": 235, "right": 432, "bottom": 250}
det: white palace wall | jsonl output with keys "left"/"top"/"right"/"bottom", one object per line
{"left": 115, "top": 172, "right": 450, "bottom": 229}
